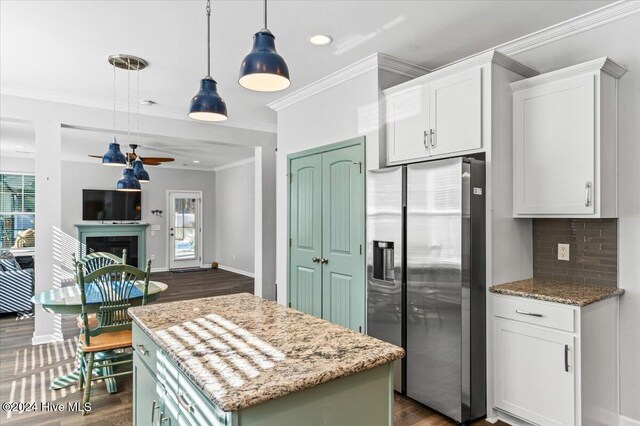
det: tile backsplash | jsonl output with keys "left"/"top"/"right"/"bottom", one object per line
{"left": 533, "top": 219, "right": 617, "bottom": 287}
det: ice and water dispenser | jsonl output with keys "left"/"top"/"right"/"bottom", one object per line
{"left": 373, "top": 241, "right": 395, "bottom": 282}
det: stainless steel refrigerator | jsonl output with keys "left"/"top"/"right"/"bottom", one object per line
{"left": 366, "top": 157, "right": 486, "bottom": 423}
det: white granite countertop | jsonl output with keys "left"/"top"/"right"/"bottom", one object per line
{"left": 128, "top": 293, "right": 404, "bottom": 411}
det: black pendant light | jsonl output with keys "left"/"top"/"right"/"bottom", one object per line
{"left": 188, "top": 0, "right": 228, "bottom": 121}
{"left": 238, "top": 0, "right": 290, "bottom": 92}
{"left": 114, "top": 56, "right": 141, "bottom": 192}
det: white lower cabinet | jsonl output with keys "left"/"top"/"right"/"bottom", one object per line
{"left": 492, "top": 294, "right": 619, "bottom": 426}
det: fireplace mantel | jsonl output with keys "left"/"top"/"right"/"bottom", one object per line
{"left": 75, "top": 223, "right": 149, "bottom": 267}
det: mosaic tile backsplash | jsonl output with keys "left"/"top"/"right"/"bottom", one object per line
{"left": 533, "top": 219, "right": 617, "bottom": 287}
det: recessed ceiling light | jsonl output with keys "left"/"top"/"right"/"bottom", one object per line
{"left": 192, "top": 160, "right": 200, "bottom": 164}
{"left": 140, "top": 100, "right": 156, "bottom": 106}
{"left": 309, "top": 34, "right": 333, "bottom": 46}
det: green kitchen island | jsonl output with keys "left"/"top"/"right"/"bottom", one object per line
{"left": 128, "top": 293, "right": 404, "bottom": 426}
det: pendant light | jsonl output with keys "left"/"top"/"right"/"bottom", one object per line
{"left": 115, "top": 56, "right": 141, "bottom": 192}
{"left": 133, "top": 69, "right": 150, "bottom": 183}
{"left": 102, "top": 63, "right": 127, "bottom": 166}
{"left": 188, "top": 0, "right": 228, "bottom": 121}
{"left": 116, "top": 163, "right": 142, "bottom": 192}
{"left": 238, "top": 0, "right": 290, "bottom": 92}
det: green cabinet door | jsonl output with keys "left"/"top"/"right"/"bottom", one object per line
{"left": 321, "top": 145, "right": 365, "bottom": 332}
{"left": 133, "top": 352, "right": 159, "bottom": 426}
{"left": 289, "top": 154, "right": 323, "bottom": 317}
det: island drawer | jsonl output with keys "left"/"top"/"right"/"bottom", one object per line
{"left": 132, "top": 323, "right": 160, "bottom": 371}
{"left": 177, "top": 371, "right": 231, "bottom": 426}
{"left": 493, "top": 295, "right": 575, "bottom": 332}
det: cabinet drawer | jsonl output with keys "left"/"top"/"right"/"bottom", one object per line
{"left": 132, "top": 323, "right": 159, "bottom": 371}
{"left": 177, "top": 372, "right": 231, "bottom": 426}
{"left": 493, "top": 296, "right": 575, "bottom": 332}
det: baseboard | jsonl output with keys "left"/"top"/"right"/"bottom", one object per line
{"left": 621, "top": 415, "right": 640, "bottom": 426}
{"left": 217, "top": 264, "right": 255, "bottom": 278}
{"left": 31, "top": 333, "right": 64, "bottom": 346}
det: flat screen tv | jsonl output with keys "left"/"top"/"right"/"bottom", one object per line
{"left": 82, "top": 189, "right": 142, "bottom": 221}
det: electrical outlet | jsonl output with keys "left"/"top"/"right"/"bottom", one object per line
{"left": 558, "top": 243, "right": 570, "bottom": 261}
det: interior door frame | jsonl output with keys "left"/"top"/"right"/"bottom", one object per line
{"left": 166, "top": 190, "right": 204, "bottom": 270}
{"left": 287, "top": 136, "right": 366, "bottom": 310}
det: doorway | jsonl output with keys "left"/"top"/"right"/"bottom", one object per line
{"left": 167, "top": 191, "right": 202, "bottom": 270}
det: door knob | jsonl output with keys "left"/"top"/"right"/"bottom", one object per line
{"left": 170, "top": 233, "right": 174, "bottom": 236}
{"left": 312, "top": 256, "right": 320, "bottom": 263}
{"left": 320, "top": 258, "right": 329, "bottom": 264}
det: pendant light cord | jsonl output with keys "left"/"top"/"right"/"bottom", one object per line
{"left": 127, "top": 58, "right": 131, "bottom": 166}
{"left": 206, "top": 0, "right": 211, "bottom": 78}
{"left": 263, "top": 0, "right": 267, "bottom": 30}
{"left": 113, "top": 63, "right": 116, "bottom": 138}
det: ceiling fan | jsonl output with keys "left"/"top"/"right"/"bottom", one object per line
{"left": 89, "top": 144, "right": 175, "bottom": 166}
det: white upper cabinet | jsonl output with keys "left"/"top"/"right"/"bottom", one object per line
{"left": 386, "top": 85, "right": 429, "bottom": 164}
{"left": 384, "top": 50, "right": 536, "bottom": 166}
{"left": 511, "top": 58, "right": 627, "bottom": 218}
{"left": 428, "top": 68, "right": 482, "bottom": 157}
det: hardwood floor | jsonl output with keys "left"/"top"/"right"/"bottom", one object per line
{"left": 0, "top": 269, "right": 499, "bottom": 425}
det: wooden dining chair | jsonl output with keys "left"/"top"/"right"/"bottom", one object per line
{"left": 76, "top": 260, "right": 151, "bottom": 414}
{"left": 73, "top": 250, "right": 127, "bottom": 330}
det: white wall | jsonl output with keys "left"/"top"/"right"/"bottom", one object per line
{"left": 509, "top": 13, "right": 640, "bottom": 420}
{"left": 215, "top": 160, "right": 255, "bottom": 275}
{"left": 60, "top": 160, "right": 216, "bottom": 271}
{"left": 0, "top": 155, "right": 35, "bottom": 173}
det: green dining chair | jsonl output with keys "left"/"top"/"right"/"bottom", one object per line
{"left": 76, "top": 260, "right": 151, "bottom": 415}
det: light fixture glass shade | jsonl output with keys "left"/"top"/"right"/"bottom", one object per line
{"left": 239, "top": 30, "right": 290, "bottom": 92}
{"left": 188, "top": 77, "right": 228, "bottom": 121}
{"left": 133, "top": 159, "right": 150, "bottom": 183}
{"left": 102, "top": 139, "right": 127, "bottom": 166}
{"left": 116, "top": 167, "right": 141, "bottom": 192}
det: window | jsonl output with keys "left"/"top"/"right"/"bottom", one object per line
{"left": 0, "top": 173, "right": 35, "bottom": 249}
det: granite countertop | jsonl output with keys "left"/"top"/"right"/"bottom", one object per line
{"left": 489, "top": 278, "right": 624, "bottom": 306}
{"left": 128, "top": 293, "right": 404, "bottom": 412}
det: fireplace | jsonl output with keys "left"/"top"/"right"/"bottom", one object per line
{"left": 86, "top": 235, "right": 139, "bottom": 267}
{"left": 76, "top": 224, "right": 149, "bottom": 270}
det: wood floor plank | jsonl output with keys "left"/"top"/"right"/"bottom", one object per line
{"left": 0, "top": 269, "right": 500, "bottom": 425}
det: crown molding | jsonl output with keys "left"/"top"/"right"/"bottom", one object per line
{"left": 268, "top": 53, "right": 429, "bottom": 112}
{"left": 493, "top": 0, "right": 640, "bottom": 56}
{"left": 385, "top": 50, "right": 538, "bottom": 96}
{"left": 509, "top": 57, "right": 627, "bottom": 91}
{"left": 0, "top": 85, "right": 277, "bottom": 134}
{"left": 213, "top": 156, "right": 255, "bottom": 172}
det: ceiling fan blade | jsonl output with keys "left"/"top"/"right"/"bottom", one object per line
{"left": 141, "top": 159, "right": 162, "bottom": 166}
{"left": 88, "top": 155, "right": 103, "bottom": 159}
{"left": 140, "top": 157, "right": 175, "bottom": 163}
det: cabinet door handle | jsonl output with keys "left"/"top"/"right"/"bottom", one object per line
{"left": 564, "top": 344, "right": 569, "bottom": 372}
{"left": 515, "top": 309, "right": 543, "bottom": 317}
{"left": 423, "top": 130, "right": 428, "bottom": 150}
{"left": 585, "top": 182, "right": 592, "bottom": 207}
{"left": 151, "top": 400, "right": 159, "bottom": 424}
{"left": 178, "top": 392, "right": 195, "bottom": 413}
{"left": 429, "top": 129, "right": 436, "bottom": 148}
{"left": 137, "top": 344, "right": 149, "bottom": 356}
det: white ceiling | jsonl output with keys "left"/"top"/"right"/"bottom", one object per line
{"left": 0, "top": 120, "right": 254, "bottom": 171}
{"left": 0, "top": 0, "right": 612, "bottom": 133}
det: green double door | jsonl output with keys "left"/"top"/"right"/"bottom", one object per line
{"left": 289, "top": 142, "right": 365, "bottom": 332}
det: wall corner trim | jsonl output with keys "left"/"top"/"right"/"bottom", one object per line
{"left": 268, "top": 52, "right": 429, "bottom": 112}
